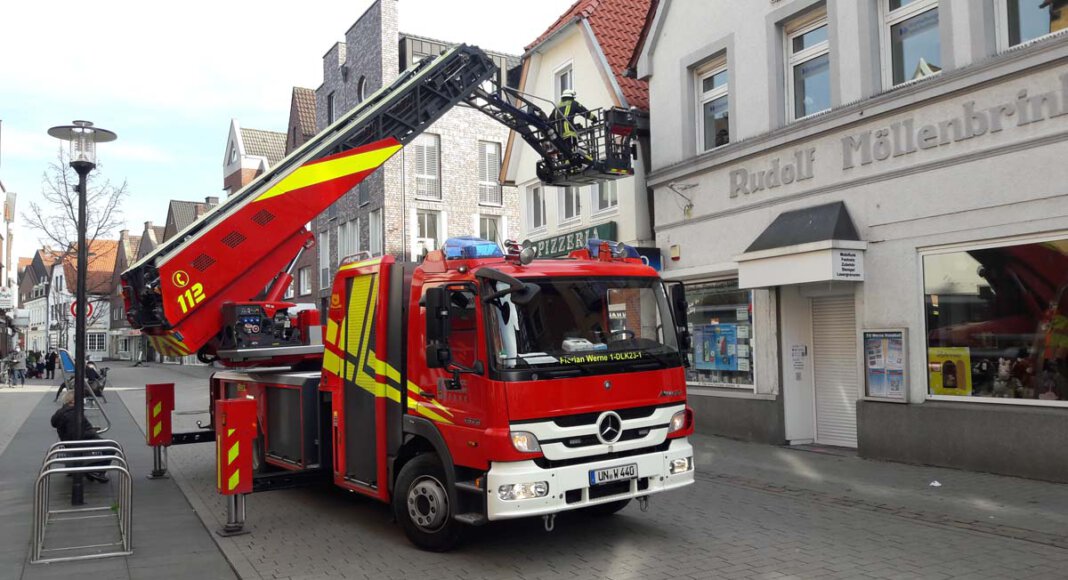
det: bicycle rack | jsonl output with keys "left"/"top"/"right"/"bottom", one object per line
{"left": 31, "top": 439, "right": 132, "bottom": 564}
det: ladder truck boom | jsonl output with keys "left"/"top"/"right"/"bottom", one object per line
{"left": 121, "top": 44, "right": 643, "bottom": 361}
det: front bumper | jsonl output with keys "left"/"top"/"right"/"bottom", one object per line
{"left": 486, "top": 438, "right": 694, "bottom": 520}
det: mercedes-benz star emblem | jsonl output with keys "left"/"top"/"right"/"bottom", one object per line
{"left": 596, "top": 412, "right": 623, "bottom": 445}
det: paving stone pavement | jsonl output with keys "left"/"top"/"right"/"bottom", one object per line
{"left": 107, "top": 362, "right": 1068, "bottom": 580}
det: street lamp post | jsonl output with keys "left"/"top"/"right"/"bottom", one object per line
{"left": 47, "top": 120, "right": 117, "bottom": 506}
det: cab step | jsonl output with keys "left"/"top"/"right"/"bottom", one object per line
{"left": 453, "top": 512, "right": 488, "bottom": 526}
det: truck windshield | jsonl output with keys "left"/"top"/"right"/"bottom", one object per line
{"left": 485, "top": 276, "right": 681, "bottom": 376}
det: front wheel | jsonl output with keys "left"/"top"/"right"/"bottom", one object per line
{"left": 393, "top": 454, "right": 464, "bottom": 552}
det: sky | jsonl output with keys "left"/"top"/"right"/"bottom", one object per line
{"left": 0, "top": 0, "right": 575, "bottom": 275}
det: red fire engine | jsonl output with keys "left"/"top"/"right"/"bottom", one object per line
{"left": 124, "top": 45, "right": 694, "bottom": 551}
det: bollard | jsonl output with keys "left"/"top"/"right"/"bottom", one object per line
{"left": 146, "top": 383, "right": 175, "bottom": 479}
{"left": 214, "top": 398, "right": 256, "bottom": 536}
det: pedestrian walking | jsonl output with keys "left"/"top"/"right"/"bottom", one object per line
{"left": 12, "top": 351, "right": 26, "bottom": 386}
{"left": 45, "top": 350, "right": 57, "bottom": 380}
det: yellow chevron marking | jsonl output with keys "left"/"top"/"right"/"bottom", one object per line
{"left": 228, "top": 428, "right": 235, "bottom": 437}
{"left": 152, "top": 422, "right": 161, "bottom": 438}
{"left": 322, "top": 348, "right": 342, "bottom": 377}
{"left": 228, "top": 470, "right": 240, "bottom": 492}
{"left": 228, "top": 441, "right": 239, "bottom": 465}
{"left": 153, "top": 402, "right": 162, "bottom": 418}
{"left": 254, "top": 144, "right": 402, "bottom": 203}
{"left": 338, "top": 257, "right": 384, "bottom": 272}
{"left": 325, "top": 319, "right": 339, "bottom": 346}
{"left": 428, "top": 397, "right": 454, "bottom": 417}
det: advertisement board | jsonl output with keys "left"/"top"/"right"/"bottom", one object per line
{"left": 694, "top": 323, "right": 738, "bottom": 371}
{"left": 928, "top": 346, "right": 973, "bottom": 396}
{"left": 863, "top": 329, "right": 907, "bottom": 401}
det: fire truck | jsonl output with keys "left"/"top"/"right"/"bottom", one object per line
{"left": 123, "top": 45, "right": 694, "bottom": 551}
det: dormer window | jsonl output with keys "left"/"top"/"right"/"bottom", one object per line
{"left": 229, "top": 144, "right": 237, "bottom": 164}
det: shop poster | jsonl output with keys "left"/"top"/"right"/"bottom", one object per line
{"left": 928, "top": 346, "right": 973, "bottom": 396}
{"left": 864, "top": 330, "right": 906, "bottom": 400}
{"left": 695, "top": 323, "right": 738, "bottom": 371}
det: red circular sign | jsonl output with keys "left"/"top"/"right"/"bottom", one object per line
{"left": 70, "top": 301, "right": 94, "bottom": 319}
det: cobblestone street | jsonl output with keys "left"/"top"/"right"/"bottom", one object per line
{"left": 105, "top": 363, "right": 1068, "bottom": 580}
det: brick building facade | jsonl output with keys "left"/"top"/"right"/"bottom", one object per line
{"left": 313, "top": 0, "right": 520, "bottom": 310}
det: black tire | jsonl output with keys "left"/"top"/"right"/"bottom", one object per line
{"left": 393, "top": 454, "right": 464, "bottom": 552}
{"left": 583, "top": 498, "right": 631, "bottom": 516}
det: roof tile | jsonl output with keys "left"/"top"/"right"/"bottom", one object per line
{"left": 240, "top": 128, "right": 287, "bottom": 166}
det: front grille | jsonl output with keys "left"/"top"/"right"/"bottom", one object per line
{"left": 539, "top": 404, "right": 661, "bottom": 428}
{"left": 552, "top": 425, "right": 661, "bottom": 448}
{"left": 566, "top": 489, "right": 582, "bottom": 504}
{"left": 533, "top": 441, "right": 670, "bottom": 470}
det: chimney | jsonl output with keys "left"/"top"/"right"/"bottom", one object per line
{"left": 144, "top": 221, "right": 153, "bottom": 230}
{"left": 205, "top": 196, "right": 219, "bottom": 206}
{"left": 119, "top": 229, "right": 129, "bottom": 239}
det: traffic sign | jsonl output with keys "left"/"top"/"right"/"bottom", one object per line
{"left": 70, "top": 301, "right": 95, "bottom": 319}
{"left": 0, "top": 287, "right": 12, "bottom": 310}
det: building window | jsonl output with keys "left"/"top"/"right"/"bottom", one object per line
{"left": 337, "top": 219, "right": 360, "bottom": 259}
{"left": 560, "top": 186, "right": 582, "bottom": 223}
{"left": 478, "top": 141, "right": 502, "bottom": 206}
{"left": 414, "top": 133, "right": 441, "bottom": 200}
{"left": 229, "top": 144, "right": 237, "bottom": 164}
{"left": 358, "top": 181, "right": 370, "bottom": 206}
{"left": 298, "top": 267, "right": 312, "bottom": 296}
{"left": 357, "top": 76, "right": 367, "bottom": 102}
{"left": 683, "top": 280, "right": 756, "bottom": 388}
{"left": 87, "top": 332, "right": 106, "bottom": 352}
{"left": 416, "top": 210, "right": 440, "bottom": 251}
{"left": 594, "top": 180, "right": 618, "bottom": 213}
{"left": 479, "top": 215, "right": 500, "bottom": 243}
{"left": 319, "top": 231, "right": 332, "bottom": 289}
{"left": 999, "top": 0, "right": 1068, "bottom": 49}
{"left": 528, "top": 185, "right": 546, "bottom": 231}
{"left": 696, "top": 60, "right": 729, "bottom": 152}
{"left": 922, "top": 235, "right": 1068, "bottom": 406}
{"left": 882, "top": 0, "right": 941, "bottom": 87}
{"left": 284, "top": 280, "right": 295, "bottom": 299}
{"left": 369, "top": 209, "right": 383, "bottom": 256}
{"left": 786, "top": 12, "right": 831, "bottom": 120}
{"left": 555, "top": 63, "right": 573, "bottom": 102}
{"left": 327, "top": 92, "right": 336, "bottom": 124}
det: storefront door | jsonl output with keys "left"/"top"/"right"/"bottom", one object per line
{"left": 811, "top": 295, "right": 859, "bottom": 448}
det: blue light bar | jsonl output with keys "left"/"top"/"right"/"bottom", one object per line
{"left": 443, "top": 236, "right": 504, "bottom": 259}
{"left": 586, "top": 238, "right": 639, "bottom": 258}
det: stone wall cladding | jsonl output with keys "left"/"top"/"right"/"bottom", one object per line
{"left": 314, "top": 0, "right": 518, "bottom": 300}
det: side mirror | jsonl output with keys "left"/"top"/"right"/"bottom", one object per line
{"left": 669, "top": 283, "right": 692, "bottom": 355}
{"left": 424, "top": 287, "right": 451, "bottom": 368}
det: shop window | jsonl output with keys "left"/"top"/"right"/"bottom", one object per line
{"left": 922, "top": 236, "right": 1068, "bottom": 405}
{"left": 999, "top": 0, "right": 1068, "bottom": 50}
{"left": 696, "top": 60, "right": 730, "bottom": 153}
{"left": 786, "top": 11, "right": 831, "bottom": 121}
{"left": 683, "top": 280, "right": 755, "bottom": 388}
{"left": 882, "top": 0, "right": 941, "bottom": 87}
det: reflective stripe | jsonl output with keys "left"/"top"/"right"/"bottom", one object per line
{"left": 228, "top": 441, "right": 239, "bottom": 466}
{"left": 152, "top": 422, "right": 162, "bottom": 438}
{"left": 228, "top": 470, "right": 240, "bottom": 492}
{"left": 254, "top": 144, "right": 402, "bottom": 203}
{"left": 152, "top": 402, "right": 162, "bottom": 418}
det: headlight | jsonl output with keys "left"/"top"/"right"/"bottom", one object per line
{"left": 510, "top": 431, "right": 542, "bottom": 453}
{"left": 670, "top": 457, "right": 693, "bottom": 474}
{"left": 498, "top": 481, "right": 549, "bottom": 501}
{"left": 668, "top": 409, "right": 691, "bottom": 433}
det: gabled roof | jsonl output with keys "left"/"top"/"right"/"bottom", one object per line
{"left": 292, "top": 87, "right": 317, "bottom": 140}
{"left": 17, "top": 257, "right": 32, "bottom": 274}
{"left": 526, "top": 0, "right": 652, "bottom": 110}
{"left": 165, "top": 199, "right": 218, "bottom": 240}
{"left": 240, "top": 128, "right": 287, "bottom": 166}
{"left": 57, "top": 239, "right": 120, "bottom": 294}
{"left": 121, "top": 235, "right": 142, "bottom": 261}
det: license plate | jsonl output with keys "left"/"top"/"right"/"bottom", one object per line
{"left": 589, "top": 463, "right": 638, "bottom": 486}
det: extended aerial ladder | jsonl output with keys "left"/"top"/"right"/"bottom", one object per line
{"left": 121, "top": 44, "right": 643, "bottom": 363}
